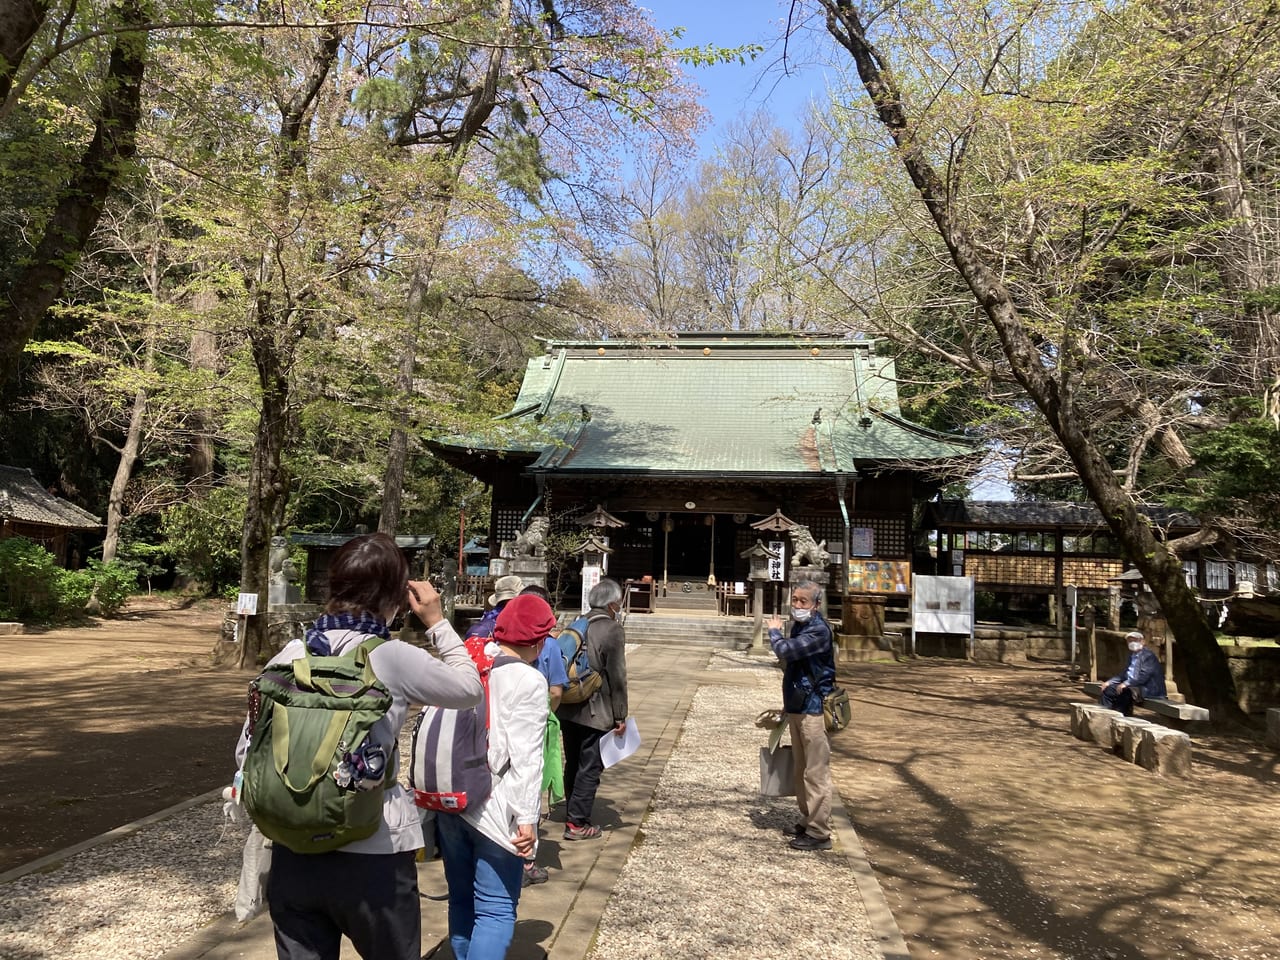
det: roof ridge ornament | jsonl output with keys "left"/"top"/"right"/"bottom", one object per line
{"left": 575, "top": 503, "right": 627, "bottom": 528}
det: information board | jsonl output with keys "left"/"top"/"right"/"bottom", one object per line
{"left": 846, "top": 559, "right": 911, "bottom": 594}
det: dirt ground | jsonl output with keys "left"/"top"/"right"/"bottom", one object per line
{"left": 3, "top": 604, "right": 1278, "bottom": 960}
{"left": 834, "top": 658, "right": 1280, "bottom": 960}
{"left": 0, "top": 597, "right": 249, "bottom": 873}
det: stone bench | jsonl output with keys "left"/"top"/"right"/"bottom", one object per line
{"left": 1081, "top": 681, "right": 1210, "bottom": 724}
{"left": 1069, "top": 702, "right": 1193, "bottom": 776}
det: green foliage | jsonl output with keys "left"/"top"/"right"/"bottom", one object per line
{"left": 1173, "top": 406, "right": 1280, "bottom": 529}
{"left": 159, "top": 487, "right": 246, "bottom": 594}
{"left": 0, "top": 537, "right": 101, "bottom": 623}
{"left": 85, "top": 559, "right": 138, "bottom": 616}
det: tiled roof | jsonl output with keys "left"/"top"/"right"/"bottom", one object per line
{"left": 435, "top": 334, "right": 976, "bottom": 477}
{"left": 925, "top": 500, "right": 1198, "bottom": 531}
{"left": 0, "top": 465, "right": 100, "bottom": 529}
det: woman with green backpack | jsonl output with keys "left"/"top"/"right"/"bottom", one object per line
{"left": 235, "top": 533, "right": 484, "bottom": 960}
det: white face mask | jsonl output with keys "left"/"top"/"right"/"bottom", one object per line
{"left": 1128, "top": 641, "right": 1143, "bottom": 652}
{"left": 791, "top": 607, "right": 812, "bottom": 622}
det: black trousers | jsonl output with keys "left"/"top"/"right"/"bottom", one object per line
{"left": 560, "top": 718, "right": 606, "bottom": 827}
{"left": 1100, "top": 685, "right": 1137, "bottom": 717}
{"left": 267, "top": 846, "right": 420, "bottom": 960}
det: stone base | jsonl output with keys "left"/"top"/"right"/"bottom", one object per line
{"left": 509, "top": 557, "right": 547, "bottom": 587}
{"left": 1111, "top": 717, "right": 1155, "bottom": 763}
{"left": 836, "top": 633, "right": 899, "bottom": 662}
{"left": 1070, "top": 703, "right": 1122, "bottom": 743}
{"left": 1266, "top": 708, "right": 1280, "bottom": 750}
{"left": 1136, "top": 726, "right": 1193, "bottom": 776}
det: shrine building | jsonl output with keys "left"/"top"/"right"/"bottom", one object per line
{"left": 429, "top": 332, "right": 977, "bottom": 612}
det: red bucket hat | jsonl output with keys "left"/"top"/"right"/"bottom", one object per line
{"left": 494, "top": 594, "right": 556, "bottom": 646}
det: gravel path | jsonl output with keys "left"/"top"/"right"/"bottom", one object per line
{"left": 590, "top": 650, "right": 880, "bottom": 960}
{"left": 0, "top": 648, "right": 884, "bottom": 960}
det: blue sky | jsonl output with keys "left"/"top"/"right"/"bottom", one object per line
{"left": 638, "top": 0, "right": 835, "bottom": 158}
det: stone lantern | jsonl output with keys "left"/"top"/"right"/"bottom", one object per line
{"left": 573, "top": 534, "right": 615, "bottom": 614}
{"left": 741, "top": 539, "right": 780, "bottom": 649}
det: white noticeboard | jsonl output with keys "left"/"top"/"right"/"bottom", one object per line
{"left": 236, "top": 592, "right": 259, "bottom": 616}
{"left": 767, "top": 541, "right": 786, "bottom": 582}
{"left": 910, "top": 575, "right": 976, "bottom": 658}
{"left": 581, "top": 564, "right": 602, "bottom": 614}
{"left": 851, "top": 527, "right": 875, "bottom": 558}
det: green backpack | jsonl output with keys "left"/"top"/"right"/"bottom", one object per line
{"left": 241, "top": 637, "right": 393, "bottom": 853}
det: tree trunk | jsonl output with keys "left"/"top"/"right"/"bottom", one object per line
{"left": 820, "top": 0, "right": 1248, "bottom": 723}
{"left": 237, "top": 314, "right": 291, "bottom": 669}
{"left": 101, "top": 381, "right": 148, "bottom": 564}
{"left": 0, "top": 0, "right": 50, "bottom": 104}
{"left": 0, "top": 0, "right": 147, "bottom": 387}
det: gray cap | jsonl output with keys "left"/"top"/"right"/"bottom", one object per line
{"left": 488, "top": 574, "right": 525, "bottom": 607}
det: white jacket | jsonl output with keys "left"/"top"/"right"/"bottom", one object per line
{"left": 461, "top": 656, "right": 548, "bottom": 854}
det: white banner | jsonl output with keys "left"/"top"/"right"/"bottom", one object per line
{"left": 581, "top": 564, "right": 602, "bottom": 613}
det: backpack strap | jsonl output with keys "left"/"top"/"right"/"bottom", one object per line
{"left": 293, "top": 635, "right": 386, "bottom": 696}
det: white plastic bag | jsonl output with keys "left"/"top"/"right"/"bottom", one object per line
{"left": 234, "top": 825, "right": 272, "bottom": 922}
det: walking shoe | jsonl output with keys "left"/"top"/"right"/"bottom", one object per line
{"left": 789, "top": 833, "right": 833, "bottom": 851}
{"left": 522, "top": 863, "right": 549, "bottom": 886}
{"left": 563, "top": 822, "right": 603, "bottom": 841}
{"left": 782, "top": 822, "right": 805, "bottom": 838}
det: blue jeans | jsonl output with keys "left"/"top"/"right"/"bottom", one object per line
{"left": 435, "top": 814, "right": 525, "bottom": 960}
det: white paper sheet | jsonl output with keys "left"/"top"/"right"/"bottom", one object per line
{"left": 598, "top": 717, "right": 641, "bottom": 768}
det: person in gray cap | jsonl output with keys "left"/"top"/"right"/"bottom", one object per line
{"left": 467, "top": 574, "right": 525, "bottom": 641}
{"left": 1100, "top": 629, "right": 1166, "bottom": 716}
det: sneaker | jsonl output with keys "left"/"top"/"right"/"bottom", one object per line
{"left": 789, "top": 833, "right": 833, "bottom": 851}
{"left": 563, "top": 822, "right": 603, "bottom": 841}
{"left": 522, "top": 863, "right": 549, "bottom": 886}
{"left": 781, "top": 822, "right": 805, "bottom": 838}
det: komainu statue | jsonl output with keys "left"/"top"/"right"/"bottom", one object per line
{"left": 512, "top": 516, "right": 550, "bottom": 558}
{"left": 790, "top": 524, "right": 829, "bottom": 569}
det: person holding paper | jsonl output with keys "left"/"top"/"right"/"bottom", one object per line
{"left": 555, "top": 577, "right": 628, "bottom": 841}
{"left": 766, "top": 579, "right": 835, "bottom": 851}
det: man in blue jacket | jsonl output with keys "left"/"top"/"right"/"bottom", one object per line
{"left": 766, "top": 579, "right": 835, "bottom": 851}
{"left": 1100, "top": 629, "right": 1166, "bottom": 716}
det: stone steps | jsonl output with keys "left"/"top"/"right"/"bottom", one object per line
{"left": 620, "top": 612, "right": 752, "bottom": 649}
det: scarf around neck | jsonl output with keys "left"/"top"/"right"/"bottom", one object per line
{"left": 305, "top": 611, "right": 391, "bottom": 656}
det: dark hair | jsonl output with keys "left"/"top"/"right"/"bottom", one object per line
{"left": 325, "top": 532, "right": 408, "bottom": 620}
{"left": 519, "top": 583, "right": 552, "bottom": 602}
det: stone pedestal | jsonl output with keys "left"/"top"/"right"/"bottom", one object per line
{"left": 843, "top": 594, "right": 886, "bottom": 638}
{"left": 509, "top": 556, "right": 547, "bottom": 589}
{"left": 1266, "top": 708, "right": 1280, "bottom": 750}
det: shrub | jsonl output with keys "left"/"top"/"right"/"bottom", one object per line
{"left": 159, "top": 486, "right": 245, "bottom": 594}
{"left": 0, "top": 537, "right": 107, "bottom": 623}
{"left": 87, "top": 558, "right": 138, "bottom": 616}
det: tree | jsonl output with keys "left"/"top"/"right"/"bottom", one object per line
{"left": 0, "top": 0, "right": 148, "bottom": 387}
{"left": 809, "top": 0, "right": 1278, "bottom": 720}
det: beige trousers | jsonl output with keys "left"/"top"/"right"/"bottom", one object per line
{"left": 787, "top": 711, "right": 832, "bottom": 840}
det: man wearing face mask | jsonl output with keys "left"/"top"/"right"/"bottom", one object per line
{"left": 555, "top": 577, "right": 628, "bottom": 841}
{"left": 766, "top": 579, "right": 835, "bottom": 851}
{"left": 1100, "top": 629, "right": 1166, "bottom": 716}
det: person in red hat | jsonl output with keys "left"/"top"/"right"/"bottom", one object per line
{"left": 436, "top": 593, "right": 553, "bottom": 960}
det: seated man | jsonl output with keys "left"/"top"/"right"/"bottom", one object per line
{"left": 1100, "top": 630, "right": 1166, "bottom": 716}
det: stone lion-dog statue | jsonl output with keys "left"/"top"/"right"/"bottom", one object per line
{"left": 512, "top": 516, "right": 550, "bottom": 557}
{"left": 790, "top": 524, "right": 829, "bottom": 569}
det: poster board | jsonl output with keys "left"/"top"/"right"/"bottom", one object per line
{"left": 581, "top": 564, "right": 602, "bottom": 614}
{"left": 911, "top": 574, "right": 976, "bottom": 657}
{"left": 846, "top": 559, "right": 911, "bottom": 594}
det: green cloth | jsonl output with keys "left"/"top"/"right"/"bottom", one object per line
{"left": 542, "top": 705, "right": 564, "bottom": 804}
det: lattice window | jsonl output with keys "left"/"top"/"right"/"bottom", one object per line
{"left": 849, "top": 516, "right": 908, "bottom": 557}
{"left": 493, "top": 507, "right": 523, "bottom": 547}
{"left": 1183, "top": 561, "right": 1198, "bottom": 587}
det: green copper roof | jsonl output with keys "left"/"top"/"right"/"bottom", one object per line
{"left": 435, "top": 334, "right": 976, "bottom": 477}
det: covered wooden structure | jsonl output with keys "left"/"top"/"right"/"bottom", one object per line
{"left": 0, "top": 464, "right": 100, "bottom": 566}
{"left": 430, "top": 333, "right": 976, "bottom": 607}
